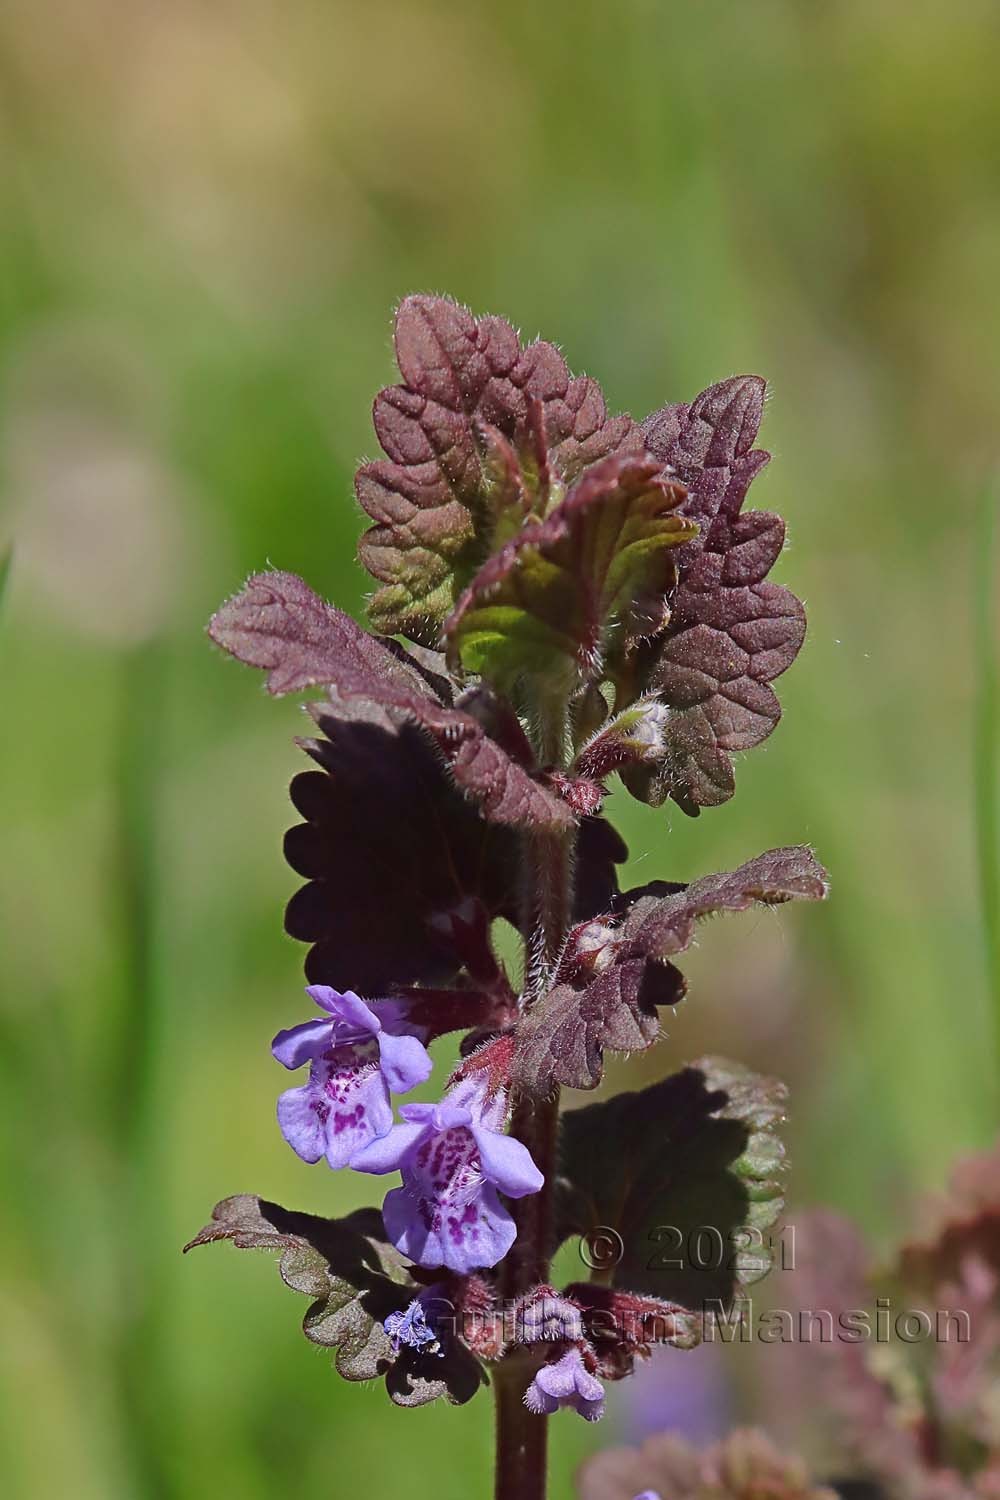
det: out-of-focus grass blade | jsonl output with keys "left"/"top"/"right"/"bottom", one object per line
{"left": 0, "top": 547, "right": 12, "bottom": 617}
{"left": 974, "top": 479, "right": 1000, "bottom": 1102}
{"left": 112, "top": 639, "right": 171, "bottom": 1500}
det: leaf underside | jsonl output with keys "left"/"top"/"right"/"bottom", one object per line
{"left": 512, "top": 846, "right": 828, "bottom": 1095}
{"left": 184, "top": 1196, "right": 483, "bottom": 1407}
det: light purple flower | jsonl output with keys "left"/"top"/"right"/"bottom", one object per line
{"left": 516, "top": 1291, "right": 585, "bottom": 1344}
{"left": 523, "top": 1347, "right": 606, "bottom": 1421}
{"left": 383, "top": 1293, "right": 443, "bottom": 1357}
{"left": 272, "top": 986, "right": 432, "bottom": 1170}
{"left": 351, "top": 1077, "right": 543, "bottom": 1274}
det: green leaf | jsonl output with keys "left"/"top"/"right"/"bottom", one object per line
{"left": 555, "top": 1059, "right": 788, "bottom": 1309}
{"left": 185, "top": 1195, "right": 484, "bottom": 1407}
{"left": 445, "top": 452, "right": 696, "bottom": 693}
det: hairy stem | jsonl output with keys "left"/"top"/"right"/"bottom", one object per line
{"left": 494, "top": 1353, "right": 549, "bottom": 1500}
{"left": 495, "top": 701, "right": 574, "bottom": 1500}
{"left": 523, "top": 821, "right": 574, "bottom": 1008}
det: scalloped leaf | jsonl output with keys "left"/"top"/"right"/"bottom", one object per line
{"left": 285, "top": 721, "right": 519, "bottom": 993}
{"left": 628, "top": 377, "right": 806, "bottom": 811}
{"left": 555, "top": 1060, "right": 788, "bottom": 1307}
{"left": 209, "top": 571, "right": 571, "bottom": 833}
{"left": 609, "top": 844, "right": 829, "bottom": 950}
{"left": 184, "top": 1195, "right": 483, "bottom": 1406}
{"left": 357, "top": 295, "right": 640, "bottom": 642}
{"left": 444, "top": 452, "right": 694, "bottom": 691}
{"left": 512, "top": 846, "right": 827, "bottom": 1094}
{"left": 288, "top": 730, "right": 624, "bottom": 995}
{"left": 642, "top": 377, "right": 772, "bottom": 544}
{"left": 208, "top": 569, "right": 419, "bottom": 697}
{"left": 510, "top": 959, "right": 684, "bottom": 1097}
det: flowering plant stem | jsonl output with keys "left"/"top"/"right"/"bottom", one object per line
{"left": 494, "top": 1348, "right": 550, "bottom": 1500}
{"left": 494, "top": 705, "right": 574, "bottom": 1500}
{"left": 192, "top": 298, "right": 828, "bottom": 1492}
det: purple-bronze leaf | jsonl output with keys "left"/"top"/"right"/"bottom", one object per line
{"left": 641, "top": 376, "right": 771, "bottom": 545}
{"left": 208, "top": 570, "right": 422, "bottom": 697}
{"left": 209, "top": 570, "right": 570, "bottom": 832}
{"left": 510, "top": 961, "right": 684, "bottom": 1099}
{"left": 627, "top": 377, "right": 805, "bottom": 812}
{"left": 357, "top": 294, "right": 640, "bottom": 642}
{"left": 609, "top": 845, "right": 829, "bottom": 953}
{"left": 301, "top": 663, "right": 570, "bottom": 839}
{"left": 512, "top": 847, "right": 827, "bottom": 1095}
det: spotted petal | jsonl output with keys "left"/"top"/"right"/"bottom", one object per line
{"left": 382, "top": 1181, "right": 517, "bottom": 1275}
{"left": 277, "top": 1048, "right": 394, "bottom": 1170}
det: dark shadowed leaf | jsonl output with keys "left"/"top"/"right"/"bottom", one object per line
{"left": 628, "top": 377, "right": 806, "bottom": 811}
{"left": 512, "top": 847, "right": 827, "bottom": 1094}
{"left": 445, "top": 453, "right": 694, "bottom": 691}
{"left": 285, "top": 719, "right": 520, "bottom": 992}
{"left": 555, "top": 1060, "right": 788, "bottom": 1306}
{"left": 357, "top": 294, "right": 640, "bottom": 641}
{"left": 574, "top": 815, "right": 630, "bottom": 921}
{"left": 184, "top": 1195, "right": 483, "bottom": 1407}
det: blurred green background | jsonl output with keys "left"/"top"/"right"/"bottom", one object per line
{"left": 1, "top": 0, "right": 998, "bottom": 1495}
